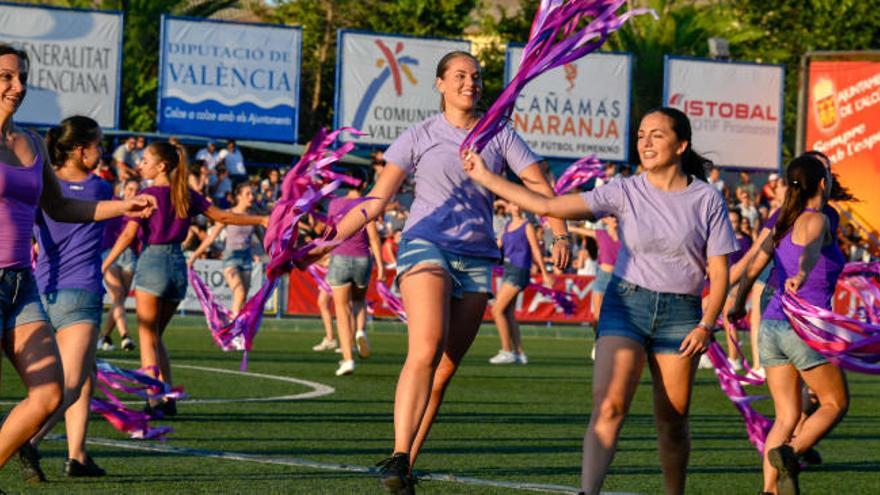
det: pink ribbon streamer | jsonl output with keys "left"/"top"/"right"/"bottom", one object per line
{"left": 308, "top": 264, "right": 333, "bottom": 294}
{"left": 189, "top": 127, "right": 364, "bottom": 369}
{"left": 491, "top": 266, "right": 576, "bottom": 315}
{"left": 377, "top": 280, "right": 408, "bottom": 323}
{"left": 461, "top": 0, "right": 654, "bottom": 153}
{"left": 90, "top": 359, "right": 184, "bottom": 440}
{"left": 553, "top": 155, "right": 604, "bottom": 195}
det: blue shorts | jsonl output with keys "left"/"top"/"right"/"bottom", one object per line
{"left": 42, "top": 288, "right": 103, "bottom": 330}
{"left": 759, "top": 319, "right": 827, "bottom": 370}
{"left": 501, "top": 262, "right": 530, "bottom": 289}
{"left": 0, "top": 268, "right": 48, "bottom": 333}
{"left": 597, "top": 276, "right": 702, "bottom": 354}
{"left": 102, "top": 248, "right": 137, "bottom": 273}
{"left": 592, "top": 268, "right": 613, "bottom": 295}
{"left": 134, "top": 244, "right": 188, "bottom": 301}
{"left": 222, "top": 248, "right": 253, "bottom": 273}
{"left": 395, "top": 237, "right": 494, "bottom": 298}
{"left": 327, "top": 254, "right": 372, "bottom": 289}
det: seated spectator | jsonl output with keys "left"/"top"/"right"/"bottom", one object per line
{"left": 189, "top": 159, "right": 210, "bottom": 197}
{"left": 212, "top": 162, "right": 233, "bottom": 208}
{"left": 196, "top": 141, "right": 221, "bottom": 171}
{"left": 760, "top": 172, "right": 779, "bottom": 207}
{"left": 708, "top": 166, "right": 728, "bottom": 200}
{"left": 218, "top": 139, "right": 247, "bottom": 183}
{"left": 112, "top": 136, "right": 139, "bottom": 180}
{"left": 736, "top": 170, "right": 756, "bottom": 201}
{"left": 735, "top": 186, "right": 759, "bottom": 233}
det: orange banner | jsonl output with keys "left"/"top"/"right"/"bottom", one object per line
{"left": 805, "top": 60, "right": 880, "bottom": 234}
{"left": 286, "top": 268, "right": 596, "bottom": 323}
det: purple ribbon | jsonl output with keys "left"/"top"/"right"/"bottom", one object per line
{"left": 461, "top": 1, "right": 654, "bottom": 153}
{"left": 377, "top": 280, "right": 408, "bottom": 323}
{"left": 189, "top": 127, "right": 364, "bottom": 369}
{"left": 491, "top": 266, "right": 576, "bottom": 315}
{"left": 90, "top": 359, "right": 184, "bottom": 440}
{"left": 553, "top": 155, "right": 604, "bottom": 195}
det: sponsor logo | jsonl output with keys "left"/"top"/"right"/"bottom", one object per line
{"left": 669, "top": 93, "right": 777, "bottom": 121}
{"left": 352, "top": 39, "right": 419, "bottom": 131}
{"left": 812, "top": 78, "right": 838, "bottom": 132}
{"left": 563, "top": 63, "right": 577, "bottom": 93}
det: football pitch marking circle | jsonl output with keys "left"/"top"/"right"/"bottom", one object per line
{"left": 0, "top": 361, "right": 335, "bottom": 406}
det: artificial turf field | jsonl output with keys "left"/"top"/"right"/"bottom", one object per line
{"left": 0, "top": 315, "right": 877, "bottom": 494}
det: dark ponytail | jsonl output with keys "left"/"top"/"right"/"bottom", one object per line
{"left": 803, "top": 150, "right": 857, "bottom": 202}
{"left": 772, "top": 155, "right": 827, "bottom": 246}
{"left": 149, "top": 141, "right": 190, "bottom": 219}
{"left": 644, "top": 106, "right": 709, "bottom": 181}
{"left": 44, "top": 115, "right": 100, "bottom": 167}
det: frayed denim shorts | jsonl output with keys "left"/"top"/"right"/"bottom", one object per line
{"left": 759, "top": 319, "right": 827, "bottom": 370}
{"left": 500, "top": 262, "right": 530, "bottom": 290}
{"left": 42, "top": 288, "right": 103, "bottom": 330}
{"left": 222, "top": 248, "right": 254, "bottom": 273}
{"left": 395, "top": 237, "right": 494, "bottom": 298}
{"left": 597, "top": 276, "right": 702, "bottom": 354}
{"left": 134, "top": 244, "right": 188, "bottom": 301}
{"left": 0, "top": 268, "right": 48, "bottom": 333}
{"left": 327, "top": 254, "right": 372, "bottom": 289}
{"left": 592, "top": 268, "right": 613, "bottom": 295}
{"left": 102, "top": 248, "right": 137, "bottom": 273}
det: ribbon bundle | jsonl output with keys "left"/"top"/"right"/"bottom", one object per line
{"left": 491, "top": 266, "right": 576, "bottom": 315}
{"left": 461, "top": 0, "right": 653, "bottom": 153}
{"left": 90, "top": 359, "right": 184, "bottom": 440}
{"left": 553, "top": 155, "right": 604, "bottom": 195}
{"left": 189, "top": 128, "right": 363, "bottom": 368}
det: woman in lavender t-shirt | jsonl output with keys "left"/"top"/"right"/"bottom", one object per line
{"left": 464, "top": 107, "right": 737, "bottom": 494}
{"left": 0, "top": 44, "right": 155, "bottom": 478}
{"left": 102, "top": 142, "right": 267, "bottom": 416}
{"left": 310, "top": 51, "right": 571, "bottom": 491}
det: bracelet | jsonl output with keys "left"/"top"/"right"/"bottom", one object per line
{"left": 552, "top": 234, "right": 570, "bottom": 246}
{"left": 697, "top": 322, "right": 713, "bottom": 332}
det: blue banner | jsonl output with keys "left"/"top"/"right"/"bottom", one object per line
{"left": 158, "top": 16, "right": 301, "bottom": 142}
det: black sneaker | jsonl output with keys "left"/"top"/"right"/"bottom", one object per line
{"left": 120, "top": 336, "right": 136, "bottom": 351}
{"left": 64, "top": 455, "right": 106, "bottom": 477}
{"left": 16, "top": 443, "right": 46, "bottom": 483}
{"left": 377, "top": 453, "right": 414, "bottom": 494}
{"left": 768, "top": 444, "right": 800, "bottom": 495}
{"left": 159, "top": 399, "right": 177, "bottom": 417}
{"left": 799, "top": 447, "right": 822, "bottom": 466}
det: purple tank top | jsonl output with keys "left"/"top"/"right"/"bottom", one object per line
{"left": 328, "top": 196, "right": 369, "bottom": 257}
{"left": 764, "top": 205, "right": 839, "bottom": 289}
{"left": 502, "top": 221, "right": 531, "bottom": 269}
{"left": 596, "top": 229, "right": 621, "bottom": 267}
{"left": 0, "top": 134, "right": 43, "bottom": 269}
{"left": 763, "top": 213, "right": 845, "bottom": 320}
{"left": 729, "top": 234, "right": 753, "bottom": 266}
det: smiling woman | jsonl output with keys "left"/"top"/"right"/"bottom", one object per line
{"left": 462, "top": 106, "right": 737, "bottom": 495}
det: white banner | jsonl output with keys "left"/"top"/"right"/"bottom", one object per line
{"left": 335, "top": 30, "right": 470, "bottom": 144}
{"left": 506, "top": 48, "right": 632, "bottom": 161}
{"left": 159, "top": 16, "right": 301, "bottom": 141}
{"left": 664, "top": 57, "right": 784, "bottom": 170}
{"left": 0, "top": 5, "right": 122, "bottom": 128}
{"left": 104, "top": 259, "right": 274, "bottom": 314}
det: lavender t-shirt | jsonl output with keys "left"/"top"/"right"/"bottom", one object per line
{"left": 384, "top": 114, "right": 540, "bottom": 259}
{"left": 35, "top": 175, "right": 113, "bottom": 294}
{"left": 581, "top": 175, "right": 738, "bottom": 295}
{"left": 328, "top": 196, "right": 370, "bottom": 257}
{"left": 128, "top": 186, "right": 211, "bottom": 245}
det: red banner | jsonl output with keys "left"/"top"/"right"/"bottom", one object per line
{"left": 286, "top": 268, "right": 596, "bottom": 323}
{"left": 805, "top": 60, "right": 880, "bottom": 236}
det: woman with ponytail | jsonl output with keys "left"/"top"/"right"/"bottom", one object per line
{"left": 0, "top": 45, "right": 155, "bottom": 482}
{"left": 462, "top": 107, "right": 738, "bottom": 494}
{"left": 102, "top": 141, "right": 268, "bottom": 416}
{"left": 23, "top": 115, "right": 113, "bottom": 480}
{"left": 187, "top": 182, "right": 261, "bottom": 315}
{"left": 729, "top": 155, "right": 848, "bottom": 495}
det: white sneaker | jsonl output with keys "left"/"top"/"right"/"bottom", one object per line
{"left": 489, "top": 350, "right": 516, "bottom": 365}
{"left": 335, "top": 359, "right": 355, "bottom": 376}
{"left": 751, "top": 366, "right": 766, "bottom": 380}
{"left": 590, "top": 345, "right": 596, "bottom": 361}
{"left": 515, "top": 352, "right": 528, "bottom": 365}
{"left": 355, "top": 330, "right": 371, "bottom": 359}
{"left": 727, "top": 357, "right": 743, "bottom": 372}
{"left": 698, "top": 354, "right": 714, "bottom": 369}
{"left": 313, "top": 338, "right": 338, "bottom": 352}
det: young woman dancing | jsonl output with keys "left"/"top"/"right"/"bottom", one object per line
{"left": 99, "top": 178, "right": 141, "bottom": 352}
{"left": 188, "top": 182, "right": 261, "bottom": 315}
{"left": 325, "top": 175, "right": 385, "bottom": 376}
{"left": 730, "top": 155, "right": 848, "bottom": 495}
{"left": 463, "top": 107, "right": 737, "bottom": 495}
{"left": 26, "top": 116, "right": 113, "bottom": 479}
{"left": 103, "top": 141, "right": 266, "bottom": 416}
{"left": 0, "top": 44, "right": 154, "bottom": 481}
{"left": 489, "top": 202, "right": 549, "bottom": 365}
{"left": 306, "top": 51, "right": 570, "bottom": 493}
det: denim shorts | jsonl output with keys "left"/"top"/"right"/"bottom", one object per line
{"left": 592, "top": 268, "right": 613, "bottom": 295}
{"left": 42, "top": 288, "right": 103, "bottom": 330}
{"left": 501, "top": 262, "right": 530, "bottom": 289}
{"left": 597, "top": 276, "right": 702, "bottom": 354}
{"left": 134, "top": 244, "right": 188, "bottom": 301}
{"left": 102, "top": 248, "right": 137, "bottom": 273}
{"left": 0, "top": 268, "right": 48, "bottom": 333}
{"left": 222, "top": 248, "right": 253, "bottom": 273}
{"left": 327, "top": 254, "right": 372, "bottom": 289}
{"left": 759, "top": 319, "right": 828, "bottom": 370}
{"left": 395, "top": 237, "right": 494, "bottom": 298}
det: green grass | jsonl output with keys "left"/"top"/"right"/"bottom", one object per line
{"left": 0, "top": 315, "right": 878, "bottom": 494}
